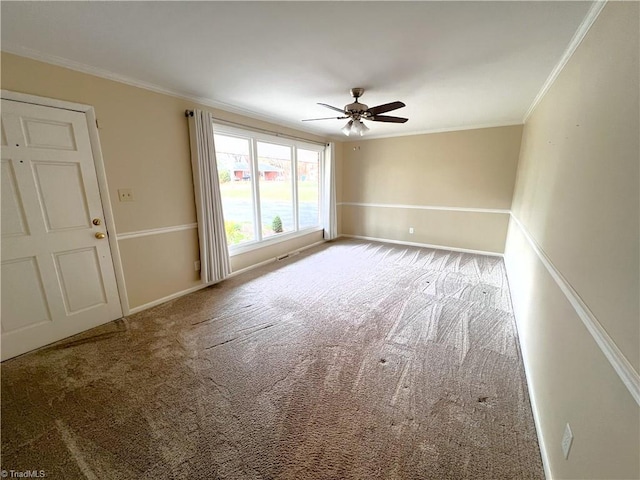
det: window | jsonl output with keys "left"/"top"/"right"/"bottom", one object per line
{"left": 214, "top": 125, "right": 323, "bottom": 252}
{"left": 256, "top": 141, "right": 293, "bottom": 239}
{"left": 297, "top": 149, "right": 320, "bottom": 229}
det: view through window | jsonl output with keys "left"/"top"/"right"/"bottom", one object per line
{"left": 297, "top": 149, "right": 320, "bottom": 229}
{"left": 214, "top": 127, "right": 322, "bottom": 249}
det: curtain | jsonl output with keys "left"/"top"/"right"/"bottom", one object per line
{"left": 322, "top": 142, "right": 338, "bottom": 240}
{"left": 188, "top": 109, "right": 231, "bottom": 284}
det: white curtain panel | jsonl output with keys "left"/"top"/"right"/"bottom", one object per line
{"left": 322, "top": 142, "right": 338, "bottom": 240}
{"left": 188, "top": 109, "right": 231, "bottom": 284}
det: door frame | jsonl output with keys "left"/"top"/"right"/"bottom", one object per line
{"left": 1, "top": 89, "right": 130, "bottom": 315}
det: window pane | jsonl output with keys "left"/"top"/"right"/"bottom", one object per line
{"left": 297, "top": 149, "right": 320, "bottom": 229}
{"left": 257, "top": 142, "right": 293, "bottom": 238}
{"left": 214, "top": 134, "right": 255, "bottom": 246}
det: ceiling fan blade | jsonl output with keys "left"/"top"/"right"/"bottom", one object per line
{"left": 369, "top": 115, "right": 408, "bottom": 123}
{"left": 318, "top": 103, "right": 346, "bottom": 114}
{"left": 367, "top": 101, "right": 406, "bottom": 115}
{"left": 302, "top": 116, "right": 349, "bottom": 121}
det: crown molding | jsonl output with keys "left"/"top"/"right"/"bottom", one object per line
{"left": 3, "top": 46, "right": 525, "bottom": 142}
{"left": 357, "top": 121, "right": 524, "bottom": 140}
{"left": 1, "top": 45, "right": 331, "bottom": 141}
{"left": 523, "top": 0, "right": 608, "bottom": 122}
{"left": 6, "top": 0, "right": 606, "bottom": 147}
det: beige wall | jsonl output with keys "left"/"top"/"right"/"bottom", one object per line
{"left": 118, "top": 228, "right": 200, "bottom": 308}
{"left": 505, "top": 2, "right": 639, "bottom": 479}
{"left": 1, "top": 53, "right": 329, "bottom": 311}
{"left": 4, "top": 6, "right": 639, "bottom": 477}
{"left": 341, "top": 206, "right": 509, "bottom": 253}
{"left": 340, "top": 125, "right": 522, "bottom": 253}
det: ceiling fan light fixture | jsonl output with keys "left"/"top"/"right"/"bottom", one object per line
{"left": 349, "top": 119, "right": 369, "bottom": 136}
{"left": 351, "top": 120, "right": 362, "bottom": 136}
{"left": 342, "top": 120, "right": 354, "bottom": 136}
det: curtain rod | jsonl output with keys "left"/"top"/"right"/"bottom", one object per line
{"left": 185, "top": 110, "right": 328, "bottom": 147}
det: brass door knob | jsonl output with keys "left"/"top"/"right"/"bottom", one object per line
{"left": 95, "top": 232, "right": 106, "bottom": 239}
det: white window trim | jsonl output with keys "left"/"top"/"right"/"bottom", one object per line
{"left": 213, "top": 123, "right": 326, "bottom": 152}
{"left": 213, "top": 123, "right": 324, "bottom": 256}
{"left": 228, "top": 226, "right": 324, "bottom": 257}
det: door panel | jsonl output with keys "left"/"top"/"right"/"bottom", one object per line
{"left": 1, "top": 99, "right": 122, "bottom": 360}
{"left": 1, "top": 257, "right": 52, "bottom": 332}
{"left": 33, "top": 161, "right": 91, "bottom": 231}
{"left": 22, "top": 117, "right": 78, "bottom": 151}
{"left": 1, "top": 159, "right": 29, "bottom": 237}
{"left": 54, "top": 247, "right": 107, "bottom": 313}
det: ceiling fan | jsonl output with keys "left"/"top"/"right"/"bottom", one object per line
{"left": 302, "top": 88, "right": 408, "bottom": 136}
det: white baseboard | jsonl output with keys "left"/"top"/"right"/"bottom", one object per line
{"left": 228, "top": 239, "right": 327, "bottom": 278}
{"left": 297, "top": 239, "right": 328, "bottom": 252}
{"left": 340, "top": 234, "right": 504, "bottom": 257}
{"left": 524, "top": 358, "right": 553, "bottom": 480}
{"left": 128, "top": 240, "right": 328, "bottom": 315}
{"left": 504, "top": 266, "right": 553, "bottom": 480}
{"left": 127, "top": 284, "right": 209, "bottom": 315}
{"left": 227, "top": 257, "right": 277, "bottom": 279}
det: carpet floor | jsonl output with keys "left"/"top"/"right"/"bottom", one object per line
{"left": 1, "top": 238, "right": 543, "bottom": 479}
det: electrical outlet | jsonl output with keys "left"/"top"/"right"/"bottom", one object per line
{"left": 118, "top": 189, "right": 134, "bottom": 202}
{"left": 409, "top": 227, "right": 414, "bottom": 234}
{"left": 194, "top": 260, "right": 201, "bottom": 271}
{"left": 561, "top": 423, "right": 573, "bottom": 459}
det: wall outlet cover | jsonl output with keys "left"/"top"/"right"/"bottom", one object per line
{"left": 561, "top": 423, "right": 573, "bottom": 459}
{"left": 118, "top": 188, "right": 134, "bottom": 202}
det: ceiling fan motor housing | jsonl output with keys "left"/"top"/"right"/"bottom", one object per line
{"left": 304, "top": 87, "right": 407, "bottom": 128}
{"left": 345, "top": 101, "right": 368, "bottom": 114}
{"left": 346, "top": 87, "right": 368, "bottom": 115}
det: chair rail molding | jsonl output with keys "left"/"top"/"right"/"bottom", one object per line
{"left": 338, "top": 202, "right": 510, "bottom": 215}
{"left": 117, "top": 223, "right": 198, "bottom": 241}
{"left": 508, "top": 214, "right": 640, "bottom": 405}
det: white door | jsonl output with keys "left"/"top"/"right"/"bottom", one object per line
{"left": 1, "top": 99, "right": 122, "bottom": 360}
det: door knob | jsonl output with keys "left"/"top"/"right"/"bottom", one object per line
{"left": 95, "top": 232, "right": 106, "bottom": 239}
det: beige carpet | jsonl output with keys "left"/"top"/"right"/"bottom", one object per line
{"left": 1, "top": 239, "right": 543, "bottom": 479}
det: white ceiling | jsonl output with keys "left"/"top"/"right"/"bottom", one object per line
{"left": 1, "top": 1, "right": 594, "bottom": 139}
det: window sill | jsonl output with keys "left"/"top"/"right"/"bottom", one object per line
{"left": 229, "top": 226, "right": 324, "bottom": 257}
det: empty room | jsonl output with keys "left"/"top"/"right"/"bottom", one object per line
{"left": 1, "top": 1, "right": 638, "bottom": 479}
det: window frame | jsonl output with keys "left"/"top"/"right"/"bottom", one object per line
{"left": 213, "top": 123, "right": 324, "bottom": 256}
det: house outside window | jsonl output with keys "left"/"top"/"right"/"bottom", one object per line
{"left": 213, "top": 124, "right": 323, "bottom": 253}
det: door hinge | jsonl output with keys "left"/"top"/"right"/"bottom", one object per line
{"left": 96, "top": 119, "right": 100, "bottom": 129}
